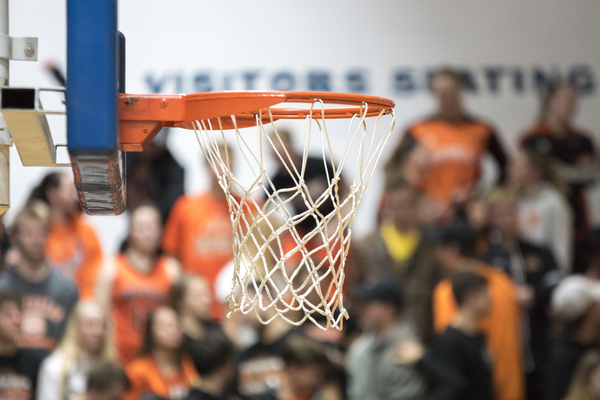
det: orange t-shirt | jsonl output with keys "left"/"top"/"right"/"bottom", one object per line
{"left": 162, "top": 193, "right": 234, "bottom": 318}
{"left": 46, "top": 215, "right": 103, "bottom": 299}
{"left": 112, "top": 254, "right": 174, "bottom": 365}
{"left": 408, "top": 117, "right": 493, "bottom": 205}
{"left": 125, "top": 355, "right": 198, "bottom": 400}
{"left": 433, "top": 263, "right": 524, "bottom": 400}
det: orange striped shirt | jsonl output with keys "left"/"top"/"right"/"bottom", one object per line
{"left": 112, "top": 254, "right": 174, "bottom": 365}
{"left": 408, "top": 117, "right": 496, "bottom": 204}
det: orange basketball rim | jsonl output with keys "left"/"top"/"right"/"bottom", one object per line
{"left": 118, "top": 91, "right": 395, "bottom": 151}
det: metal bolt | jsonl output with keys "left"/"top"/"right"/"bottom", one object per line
{"left": 143, "top": 129, "right": 148, "bottom": 133}
{"left": 24, "top": 43, "right": 35, "bottom": 57}
{"left": 159, "top": 98, "right": 167, "bottom": 109}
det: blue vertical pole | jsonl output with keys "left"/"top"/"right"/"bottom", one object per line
{"left": 67, "top": 0, "right": 126, "bottom": 215}
{"left": 66, "top": 0, "right": 118, "bottom": 153}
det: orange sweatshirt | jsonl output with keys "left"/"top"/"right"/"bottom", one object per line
{"left": 125, "top": 355, "right": 198, "bottom": 400}
{"left": 46, "top": 215, "right": 103, "bottom": 299}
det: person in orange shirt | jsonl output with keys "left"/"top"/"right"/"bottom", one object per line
{"left": 387, "top": 68, "right": 507, "bottom": 220}
{"left": 162, "top": 142, "right": 240, "bottom": 320}
{"left": 28, "top": 172, "right": 103, "bottom": 299}
{"left": 432, "top": 220, "right": 524, "bottom": 400}
{"left": 125, "top": 306, "right": 198, "bottom": 400}
{"left": 96, "top": 204, "right": 180, "bottom": 365}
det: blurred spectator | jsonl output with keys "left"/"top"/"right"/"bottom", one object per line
{"left": 386, "top": 67, "right": 507, "bottom": 220}
{"left": 86, "top": 361, "right": 130, "bottom": 400}
{"left": 432, "top": 221, "right": 523, "bottom": 400}
{"left": 28, "top": 172, "right": 103, "bottom": 300}
{"left": 352, "top": 174, "right": 440, "bottom": 344}
{"left": 0, "top": 201, "right": 78, "bottom": 353}
{"left": 186, "top": 330, "right": 235, "bottom": 400}
{"left": 126, "top": 129, "right": 185, "bottom": 223}
{"left": 546, "top": 275, "right": 600, "bottom": 400}
{"left": 124, "top": 306, "right": 198, "bottom": 400}
{"left": 482, "top": 187, "right": 560, "bottom": 399}
{"left": 162, "top": 142, "right": 235, "bottom": 319}
{"left": 0, "top": 291, "right": 45, "bottom": 399}
{"left": 397, "top": 271, "right": 495, "bottom": 400}
{"left": 170, "top": 275, "right": 224, "bottom": 351}
{"left": 563, "top": 350, "right": 600, "bottom": 400}
{"left": 37, "top": 301, "right": 114, "bottom": 400}
{"left": 234, "top": 297, "right": 297, "bottom": 399}
{"left": 347, "top": 280, "right": 426, "bottom": 400}
{"left": 96, "top": 205, "right": 180, "bottom": 365}
{"left": 583, "top": 229, "right": 600, "bottom": 279}
{"left": 248, "top": 335, "right": 331, "bottom": 400}
{"left": 508, "top": 149, "right": 573, "bottom": 274}
{"left": 0, "top": 215, "right": 12, "bottom": 271}
{"left": 520, "top": 79, "right": 597, "bottom": 245}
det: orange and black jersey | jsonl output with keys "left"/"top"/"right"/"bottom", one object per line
{"left": 391, "top": 115, "right": 507, "bottom": 205}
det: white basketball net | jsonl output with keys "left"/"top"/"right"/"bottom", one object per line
{"left": 192, "top": 100, "right": 394, "bottom": 330}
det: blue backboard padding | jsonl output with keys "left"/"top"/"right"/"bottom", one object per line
{"left": 66, "top": 0, "right": 118, "bottom": 152}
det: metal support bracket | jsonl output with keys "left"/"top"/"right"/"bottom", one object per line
{"left": 1, "top": 87, "right": 69, "bottom": 167}
{"left": 0, "top": 34, "right": 38, "bottom": 61}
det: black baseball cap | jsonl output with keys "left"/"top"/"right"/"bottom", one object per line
{"left": 353, "top": 280, "right": 404, "bottom": 308}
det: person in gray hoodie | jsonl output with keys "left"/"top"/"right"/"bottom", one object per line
{"left": 347, "top": 280, "right": 427, "bottom": 400}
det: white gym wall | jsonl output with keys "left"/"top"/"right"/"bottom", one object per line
{"left": 7, "top": 0, "right": 600, "bottom": 255}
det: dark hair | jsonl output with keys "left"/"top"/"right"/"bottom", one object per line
{"left": 582, "top": 229, "right": 600, "bottom": 272}
{"left": 27, "top": 172, "right": 63, "bottom": 204}
{"left": 169, "top": 274, "right": 204, "bottom": 313}
{"left": 282, "top": 334, "right": 329, "bottom": 368}
{"left": 451, "top": 271, "right": 488, "bottom": 306}
{"left": 86, "top": 361, "right": 130, "bottom": 393}
{"left": 0, "top": 292, "right": 21, "bottom": 310}
{"left": 169, "top": 278, "right": 187, "bottom": 313}
{"left": 188, "top": 330, "right": 234, "bottom": 376}
{"left": 385, "top": 133, "right": 418, "bottom": 176}
{"left": 383, "top": 171, "right": 411, "bottom": 194}
{"left": 428, "top": 67, "right": 464, "bottom": 91}
{"left": 521, "top": 149, "right": 569, "bottom": 195}
{"left": 562, "top": 314, "right": 589, "bottom": 339}
{"left": 435, "top": 221, "right": 479, "bottom": 258}
{"left": 139, "top": 306, "right": 182, "bottom": 358}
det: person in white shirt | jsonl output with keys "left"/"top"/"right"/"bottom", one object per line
{"left": 509, "top": 149, "right": 574, "bottom": 274}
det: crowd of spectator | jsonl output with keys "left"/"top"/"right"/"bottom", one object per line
{"left": 0, "top": 67, "right": 598, "bottom": 400}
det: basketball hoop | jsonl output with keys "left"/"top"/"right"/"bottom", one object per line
{"left": 119, "top": 91, "right": 395, "bottom": 330}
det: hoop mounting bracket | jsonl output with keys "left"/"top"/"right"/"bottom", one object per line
{"left": 0, "top": 34, "right": 38, "bottom": 62}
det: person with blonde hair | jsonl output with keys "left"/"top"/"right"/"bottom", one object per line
{"left": 37, "top": 301, "right": 114, "bottom": 400}
{"left": 563, "top": 350, "right": 600, "bottom": 400}
{"left": 508, "top": 149, "right": 574, "bottom": 274}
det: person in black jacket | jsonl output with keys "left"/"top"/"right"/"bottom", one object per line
{"left": 481, "top": 187, "right": 561, "bottom": 400}
{"left": 187, "top": 330, "right": 235, "bottom": 400}
{"left": 126, "top": 128, "right": 185, "bottom": 223}
{"left": 397, "top": 270, "right": 495, "bottom": 400}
